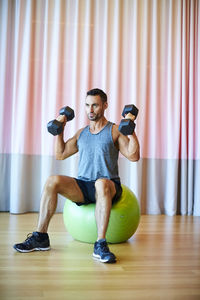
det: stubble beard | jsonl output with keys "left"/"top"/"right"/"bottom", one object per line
{"left": 88, "top": 112, "right": 102, "bottom": 121}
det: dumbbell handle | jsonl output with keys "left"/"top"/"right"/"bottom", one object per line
{"left": 124, "top": 112, "right": 136, "bottom": 121}
{"left": 122, "top": 104, "right": 138, "bottom": 119}
{"left": 59, "top": 106, "right": 74, "bottom": 121}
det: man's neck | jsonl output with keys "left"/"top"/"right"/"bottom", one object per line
{"left": 89, "top": 117, "right": 108, "bottom": 134}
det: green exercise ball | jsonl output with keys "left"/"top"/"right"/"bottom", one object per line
{"left": 63, "top": 184, "right": 140, "bottom": 244}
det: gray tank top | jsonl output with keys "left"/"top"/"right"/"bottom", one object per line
{"left": 77, "top": 121, "right": 119, "bottom": 181}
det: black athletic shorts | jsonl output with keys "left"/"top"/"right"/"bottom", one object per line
{"left": 74, "top": 178, "right": 122, "bottom": 206}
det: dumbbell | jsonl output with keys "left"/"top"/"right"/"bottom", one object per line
{"left": 47, "top": 106, "right": 75, "bottom": 136}
{"left": 118, "top": 104, "right": 139, "bottom": 135}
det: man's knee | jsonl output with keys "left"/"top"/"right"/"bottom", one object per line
{"left": 45, "top": 175, "right": 61, "bottom": 191}
{"left": 95, "top": 178, "right": 114, "bottom": 198}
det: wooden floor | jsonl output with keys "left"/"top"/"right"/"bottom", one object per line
{"left": 0, "top": 213, "right": 200, "bottom": 300}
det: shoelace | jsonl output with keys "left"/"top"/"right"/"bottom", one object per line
{"left": 99, "top": 241, "right": 110, "bottom": 253}
{"left": 24, "top": 233, "right": 36, "bottom": 245}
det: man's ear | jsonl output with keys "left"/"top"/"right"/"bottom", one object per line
{"left": 104, "top": 102, "right": 108, "bottom": 110}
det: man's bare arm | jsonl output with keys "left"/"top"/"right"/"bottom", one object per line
{"left": 54, "top": 115, "right": 83, "bottom": 160}
{"left": 113, "top": 125, "right": 140, "bottom": 162}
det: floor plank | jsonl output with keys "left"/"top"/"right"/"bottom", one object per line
{"left": 0, "top": 213, "right": 200, "bottom": 300}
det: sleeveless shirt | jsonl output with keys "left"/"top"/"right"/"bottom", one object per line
{"left": 77, "top": 121, "right": 119, "bottom": 181}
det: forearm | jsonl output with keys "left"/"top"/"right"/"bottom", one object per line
{"left": 127, "top": 133, "right": 140, "bottom": 161}
{"left": 55, "top": 132, "right": 65, "bottom": 159}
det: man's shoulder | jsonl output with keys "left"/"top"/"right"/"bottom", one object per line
{"left": 111, "top": 123, "right": 120, "bottom": 143}
{"left": 75, "top": 126, "right": 87, "bottom": 139}
{"left": 112, "top": 123, "right": 120, "bottom": 133}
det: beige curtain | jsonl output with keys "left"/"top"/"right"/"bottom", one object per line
{"left": 0, "top": 0, "right": 199, "bottom": 215}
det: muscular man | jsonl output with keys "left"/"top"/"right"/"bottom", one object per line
{"left": 13, "top": 88, "right": 140, "bottom": 263}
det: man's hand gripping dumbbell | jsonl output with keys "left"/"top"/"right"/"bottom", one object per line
{"left": 118, "top": 104, "right": 139, "bottom": 135}
{"left": 47, "top": 106, "right": 75, "bottom": 136}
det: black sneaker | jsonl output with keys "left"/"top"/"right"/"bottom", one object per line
{"left": 13, "top": 232, "right": 50, "bottom": 253}
{"left": 93, "top": 239, "right": 116, "bottom": 263}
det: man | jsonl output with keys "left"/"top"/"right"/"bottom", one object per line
{"left": 13, "top": 88, "right": 140, "bottom": 263}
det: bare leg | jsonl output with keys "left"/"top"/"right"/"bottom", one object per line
{"left": 94, "top": 179, "right": 116, "bottom": 240}
{"left": 37, "top": 175, "right": 84, "bottom": 233}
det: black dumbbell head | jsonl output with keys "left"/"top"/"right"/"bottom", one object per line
{"left": 47, "top": 119, "right": 63, "bottom": 136}
{"left": 122, "top": 104, "right": 139, "bottom": 118}
{"left": 59, "top": 106, "right": 75, "bottom": 121}
{"left": 118, "top": 119, "right": 136, "bottom": 135}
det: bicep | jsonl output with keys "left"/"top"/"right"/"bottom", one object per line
{"left": 118, "top": 131, "right": 140, "bottom": 161}
{"left": 117, "top": 133, "right": 130, "bottom": 158}
{"left": 62, "top": 136, "right": 78, "bottom": 159}
{"left": 113, "top": 125, "right": 130, "bottom": 158}
{"left": 61, "top": 128, "right": 85, "bottom": 159}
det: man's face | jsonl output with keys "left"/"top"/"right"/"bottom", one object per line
{"left": 85, "top": 95, "right": 108, "bottom": 121}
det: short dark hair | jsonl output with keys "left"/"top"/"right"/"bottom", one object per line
{"left": 86, "top": 88, "right": 107, "bottom": 103}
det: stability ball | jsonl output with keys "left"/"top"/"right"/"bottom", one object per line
{"left": 63, "top": 184, "right": 140, "bottom": 243}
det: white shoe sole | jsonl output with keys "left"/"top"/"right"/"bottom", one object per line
{"left": 14, "top": 247, "right": 51, "bottom": 253}
{"left": 93, "top": 253, "right": 116, "bottom": 263}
